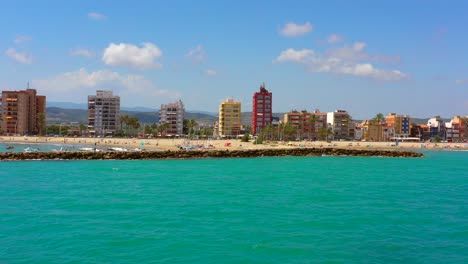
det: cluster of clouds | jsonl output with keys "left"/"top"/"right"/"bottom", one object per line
{"left": 5, "top": 34, "right": 33, "bottom": 64}
{"left": 275, "top": 22, "right": 407, "bottom": 81}
{"left": 88, "top": 12, "right": 107, "bottom": 20}
{"left": 102, "top": 42, "right": 163, "bottom": 69}
{"left": 8, "top": 17, "right": 466, "bottom": 104}
{"left": 34, "top": 68, "right": 181, "bottom": 104}
{"left": 280, "top": 22, "right": 313, "bottom": 37}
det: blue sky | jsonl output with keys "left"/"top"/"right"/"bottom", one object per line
{"left": 1, "top": 0, "right": 467, "bottom": 118}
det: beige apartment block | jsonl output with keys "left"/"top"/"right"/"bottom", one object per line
{"left": 1, "top": 88, "right": 46, "bottom": 136}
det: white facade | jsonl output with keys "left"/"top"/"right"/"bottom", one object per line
{"left": 327, "top": 110, "right": 354, "bottom": 140}
{"left": 88, "top": 90, "right": 120, "bottom": 136}
{"left": 159, "top": 100, "right": 185, "bottom": 136}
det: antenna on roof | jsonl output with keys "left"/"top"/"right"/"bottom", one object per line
{"left": 27, "top": 82, "right": 30, "bottom": 89}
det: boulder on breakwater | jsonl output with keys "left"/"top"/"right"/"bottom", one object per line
{"left": 0, "top": 148, "right": 423, "bottom": 161}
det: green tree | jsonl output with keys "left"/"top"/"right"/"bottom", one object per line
{"left": 151, "top": 123, "right": 158, "bottom": 136}
{"left": 37, "top": 113, "right": 46, "bottom": 136}
{"left": 129, "top": 117, "right": 140, "bottom": 136}
{"left": 144, "top": 124, "right": 152, "bottom": 136}
{"left": 79, "top": 124, "right": 87, "bottom": 136}
{"left": 318, "top": 127, "right": 333, "bottom": 141}
{"left": 241, "top": 133, "right": 250, "bottom": 142}
{"left": 120, "top": 115, "right": 130, "bottom": 136}
{"left": 157, "top": 123, "right": 170, "bottom": 137}
{"left": 374, "top": 113, "right": 385, "bottom": 123}
{"left": 254, "top": 134, "right": 264, "bottom": 144}
{"left": 187, "top": 119, "right": 198, "bottom": 138}
{"left": 281, "top": 122, "right": 297, "bottom": 141}
{"left": 308, "top": 114, "right": 319, "bottom": 140}
{"left": 260, "top": 124, "right": 275, "bottom": 141}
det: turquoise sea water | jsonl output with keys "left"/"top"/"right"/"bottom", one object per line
{"left": 1, "top": 151, "right": 467, "bottom": 263}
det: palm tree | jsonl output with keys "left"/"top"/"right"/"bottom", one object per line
{"left": 308, "top": 114, "right": 319, "bottom": 140}
{"left": 128, "top": 117, "right": 140, "bottom": 136}
{"left": 157, "top": 123, "right": 170, "bottom": 137}
{"left": 120, "top": 115, "right": 130, "bottom": 136}
{"left": 374, "top": 113, "right": 385, "bottom": 123}
{"left": 37, "top": 113, "right": 46, "bottom": 136}
{"left": 187, "top": 119, "right": 198, "bottom": 138}
{"left": 318, "top": 127, "right": 333, "bottom": 142}
{"left": 281, "top": 122, "right": 297, "bottom": 141}
{"left": 261, "top": 124, "right": 275, "bottom": 141}
{"left": 151, "top": 123, "right": 158, "bottom": 136}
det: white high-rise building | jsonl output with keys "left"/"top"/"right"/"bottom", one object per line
{"left": 88, "top": 90, "right": 120, "bottom": 136}
{"left": 327, "top": 109, "right": 354, "bottom": 140}
{"left": 159, "top": 100, "right": 185, "bottom": 136}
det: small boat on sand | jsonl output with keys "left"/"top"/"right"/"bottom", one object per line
{"left": 107, "top": 147, "right": 127, "bottom": 152}
{"left": 24, "top": 147, "right": 40, "bottom": 153}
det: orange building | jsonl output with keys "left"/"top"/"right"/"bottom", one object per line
{"left": 450, "top": 116, "right": 468, "bottom": 141}
{"left": 1, "top": 88, "right": 46, "bottom": 136}
{"left": 386, "top": 113, "right": 411, "bottom": 136}
{"left": 283, "top": 109, "right": 327, "bottom": 140}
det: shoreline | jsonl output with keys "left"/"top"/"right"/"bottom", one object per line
{"left": 0, "top": 136, "right": 467, "bottom": 152}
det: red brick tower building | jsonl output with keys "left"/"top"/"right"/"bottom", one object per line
{"left": 252, "top": 83, "right": 272, "bottom": 135}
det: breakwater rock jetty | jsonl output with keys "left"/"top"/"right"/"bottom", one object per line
{"left": 0, "top": 148, "right": 423, "bottom": 161}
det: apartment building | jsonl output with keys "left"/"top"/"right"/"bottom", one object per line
{"left": 451, "top": 116, "right": 468, "bottom": 141}
{"left": 159, "top": 100, "right": 185, "bottom": 136}
{"left": 386, "top": 113, "right": 411, "bottom": 137}
{"left": 360, "top": 119, "right": 383, "bottom": 141}
{"left": 252, "top": 83, "right": 272, "bottom": 135}
{"left": 427, "top": 116, "right": 446, "bottom": 140}
{"left": 218, "top": 98, "right": 241, "bottom": 137}
{"left": 88, "top": 90, "right": 120, "bottom": 136}
{"left": 327, "top": 110, "right": 354, "bottom": 140}
{"left": 283, "top": 109, "right": 327, "bottom": 140}
{"left": 1, "top": 88, "right": 46, "bottom": 136}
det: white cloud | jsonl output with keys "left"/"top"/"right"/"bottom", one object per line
{"left": 274, "top": 48, "right": 315, "bottom": 64}
{"left": 102, "top": 42, "right": 163, "bottom": 69}
{"left": 14, "top": 35, "right": 32, "bottom": 45}
{"left": 186, "top": 45, "right": 206, "bottom": 63}
{"left": 5, "top": 48, "right": 32, "bottom": 64}
{"left": 205, "top": 69, "right": 217, "bottom": 76}
{"left": 280, "top": 22, "right": 313, "bottom": 37}
{"left": 70, "top": 48, "right": 95, "bottom": 58}
{"left": 273, "top": 42, "right": 408, "bottom": 81}
{"left": 33, "top": 68, "right": 181, "bottom": 104}
{"left": 456, "top": 79, "right": 468, "bottom": 84}
{"left": 327, "top": 34, "right": 344, "bottom": 44}
{"left": 88, "top": 12, "right": 107, "bottom": 20}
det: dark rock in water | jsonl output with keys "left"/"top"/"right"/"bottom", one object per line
{"left": 0, "top": 148, "right": 423, "bottom": 161}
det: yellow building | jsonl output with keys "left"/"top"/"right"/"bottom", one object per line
{"left": 360, "top": 119, "right": 383, "bottom": 141}
{"left": 218, "top": 98, "right": 241, "bottom": 136}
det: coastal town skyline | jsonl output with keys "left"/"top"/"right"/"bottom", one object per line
{"left": 1, "top": 1, "right": 468, "bottom": 119}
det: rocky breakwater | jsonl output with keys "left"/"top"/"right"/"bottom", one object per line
{"left": 0, "top": 148, "right": 423, "bottom": 161}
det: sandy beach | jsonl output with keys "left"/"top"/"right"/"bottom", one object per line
{"left": 1, "top": 136, "right": 467, "bottom": 152}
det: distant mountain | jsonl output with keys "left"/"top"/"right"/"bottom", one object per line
{"left": 45, "top": 106, "right": 447, "bottom": 127}
{"left": 122, "top": 106, "right": 157, "bottom": 112}
{"left": 187, "top": 110, "right": 217, "bottom": 116}
{"left": 46, "top": 107, "right": 217, "bottom": 124}
{"left": 47, "top": 101, "right": 88, "bottom": 110}
{"left": 47, "top": 101, "right": 157, "bottom": 112}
